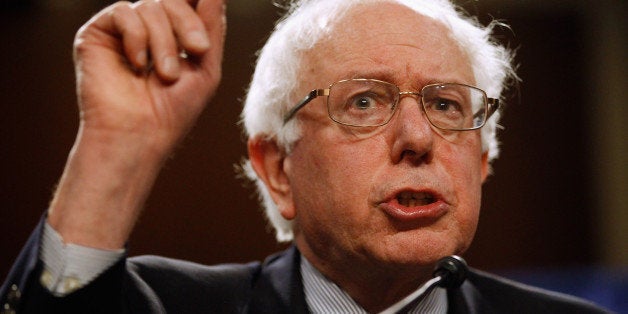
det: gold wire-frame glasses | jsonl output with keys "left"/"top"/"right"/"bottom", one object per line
{"left": 283, "top": 78, "right": 500, "bottom": 131}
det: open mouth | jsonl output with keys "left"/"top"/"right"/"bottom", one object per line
{"left": 378, "top": 189, "right": 447, "bottom": 221}
{"left": 396, "top": 191, "right": 436, "bottom": 207}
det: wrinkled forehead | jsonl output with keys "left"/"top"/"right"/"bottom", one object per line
{"left": 299, "top": 1, "right": 473, "bottom": 90}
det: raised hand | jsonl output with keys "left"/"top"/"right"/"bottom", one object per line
{"left": 75, "top": 0, "right": 225, "bottom": 153}
{"left": 48, "top": 0, "right": 226, "bottom": 249}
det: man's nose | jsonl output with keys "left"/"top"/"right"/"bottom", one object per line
{"left": 389, "top": 96, "right": 435, "bottom": 165}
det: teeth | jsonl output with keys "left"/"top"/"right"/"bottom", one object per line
{"left": 397, "top": 191, "right": 435, "bottom": 207}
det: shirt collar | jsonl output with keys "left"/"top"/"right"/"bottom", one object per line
{"left": 300, "top": 255, "right": 448, "bottom": 313}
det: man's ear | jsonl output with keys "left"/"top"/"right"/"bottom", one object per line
{"left": 248, "top": 137, "right": 296, "bottom": 220}
{"left": 481, "top": 151, "right": 490, "bottom": 183}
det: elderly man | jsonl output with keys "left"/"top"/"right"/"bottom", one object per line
{"left": 0, "top": 0, "right": 610, "bottom": 313}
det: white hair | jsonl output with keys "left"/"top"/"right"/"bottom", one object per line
{"left": 241, "top": 0, "right": 518, "bottom": 242}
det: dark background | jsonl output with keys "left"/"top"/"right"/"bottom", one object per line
{"left": 1, "top": 0, "right": 626, "bottom": 308}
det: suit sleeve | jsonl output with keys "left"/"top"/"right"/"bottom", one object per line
{"left": 0, "top": 215, "right": 131, "bottom": 313}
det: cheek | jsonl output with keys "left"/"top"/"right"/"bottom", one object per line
{"left": 291, "top": 144, "right": 377, "bottom": 212}
{"left": 286, "top": 131, "right": 386, "bottom": 234}
{"left": 290, "top": 125, "right": 386, "bottom": 201}
{"left": 438, "top": 132, "right": 484, "bottom": 184}
{"left": 440, "top": 136, "right": 484, "bottom": 247}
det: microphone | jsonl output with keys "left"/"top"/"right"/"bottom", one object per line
{"left": 378, "top": 255, "right": 469, "bottom": 314}
{"left": 432, "top": 255, "right": 468, "bottom": 289}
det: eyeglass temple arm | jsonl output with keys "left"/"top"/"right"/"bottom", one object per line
{"left": 486, "top": 98, "right": 500, "bottom": 118}
{"left": 469, "top": 98, "right": 500, "bottom": 122}
{"left": 283, "top": 89, "right": 329, "bottom": 124}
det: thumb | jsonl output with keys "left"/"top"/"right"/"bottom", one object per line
{"left": 196, "top": 0, "right": 226, "bottom": 66}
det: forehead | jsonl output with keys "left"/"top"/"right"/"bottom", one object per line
{"left": 302, "top": 2, "right": 474, "bottom": 89}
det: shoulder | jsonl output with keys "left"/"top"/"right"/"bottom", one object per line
{"left": 464, "top": 268, "right": 612, "bottom": 313}
{"left": 121, "top": 249, "right": 300, "bottom": 313}
{"left": 127, "top": 255, "right": 262, "bottom": 285}
{"left": 124, "top": 255, "right": 263, "bottom": 312}
{"left": 126, "top": 255, "right": 263, "bottom": 292}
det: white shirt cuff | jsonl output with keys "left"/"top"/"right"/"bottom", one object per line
{"left": 39, "top": 222, "right": 125, "bottom": 296}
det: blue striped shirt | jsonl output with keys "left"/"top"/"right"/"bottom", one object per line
{"left": 301, "top": 256, "right": 448, "bottom": 313}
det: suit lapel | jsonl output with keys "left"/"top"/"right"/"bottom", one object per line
{"left": 448, "top": 269, "right": 497, "bottom": 314}
{"left": 247, "top": 246, "right": 309, "bottom": 313}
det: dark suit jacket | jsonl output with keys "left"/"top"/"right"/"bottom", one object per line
{"left": 1, "top": 218, "right": 611, "bottom": 313}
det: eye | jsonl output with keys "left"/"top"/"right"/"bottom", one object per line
{"left": 328, "top": 80, "right": 397, "bottom": 127}
{"left": 432, "top": 98, "right": 461, "bottom": 112}
{"left": 345, "top": 90, "right": 388, "bottom": 112}
{"left": 351, "top": 95, "right": 377, "bottom": 110}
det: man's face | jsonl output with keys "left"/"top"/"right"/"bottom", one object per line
{"left": 282, "top": 3, "right": 489, "bottom": 280}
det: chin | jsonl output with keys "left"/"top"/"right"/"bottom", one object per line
{"left": 374, "top": 230, "right": 469, "bottom": 268}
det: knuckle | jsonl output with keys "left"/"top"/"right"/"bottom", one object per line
{"left": 111, "top": 1, "right": 134, "bottom": 13}
{"left": 134, "top": 0, "right": 160, "bottom": 9}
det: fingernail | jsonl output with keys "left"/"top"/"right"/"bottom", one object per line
{"left": 189, "top": 31, "right": 210, "bottom": 50}
{"left": 136, "top": 51, "right": 147, "bottom": 67}
{"left": 163, "top": 56, "right": 179, "bottom": 77}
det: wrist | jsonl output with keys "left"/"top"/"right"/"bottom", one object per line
{"left": 48, "top": 125, "right": 170, "bottom": 249}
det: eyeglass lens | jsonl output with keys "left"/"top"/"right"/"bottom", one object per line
{"left": 327, "top": 80, "right": 487, "bottom": 130}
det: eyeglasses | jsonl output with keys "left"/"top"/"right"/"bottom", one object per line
{"left": 283, "top": 79, "right": 500, "bottom": 131}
